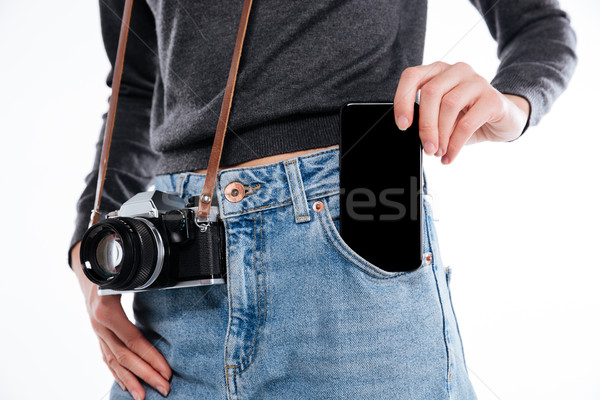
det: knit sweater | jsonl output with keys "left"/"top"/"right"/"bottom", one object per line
{"left": 69, "top": 0, "right": 577, "bottom": 264}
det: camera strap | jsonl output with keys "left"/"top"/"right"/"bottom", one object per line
{"left": 92, "top": 0, "right": 254, "bottom": 225}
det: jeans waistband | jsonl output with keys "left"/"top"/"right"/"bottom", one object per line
{"left": 163, "top": 145, "right": 429, "bottom": 220}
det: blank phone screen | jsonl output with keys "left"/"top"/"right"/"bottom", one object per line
{"left": 339, "top": 102, "right": 423, "bottom": 272}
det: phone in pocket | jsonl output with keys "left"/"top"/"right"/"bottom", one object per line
{"left": 339, "top": 102, "right": 423, "bottom": 272}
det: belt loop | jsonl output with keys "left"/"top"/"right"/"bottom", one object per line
{"left": 176, "top": 173, "right": 188, "bottom": 198}
{"left": 284, "top": 159, "right": 311, "bottom": 224}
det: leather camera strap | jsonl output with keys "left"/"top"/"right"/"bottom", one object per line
{"left": 197, "top": 0, "right": 253, "bottom": 220}
{"left": 91, "top": 0, "right": 134, "bottom": 225}
{"left": 92, "top": 0, "right": 253, "bottom": 225}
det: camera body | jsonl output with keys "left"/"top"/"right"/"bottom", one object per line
{"left": 80, "top": 191, "right": 226, "bottom": 295}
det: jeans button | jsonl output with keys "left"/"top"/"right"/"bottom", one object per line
{"left": 224, "top": 182, "right": 245, "bottom": 203}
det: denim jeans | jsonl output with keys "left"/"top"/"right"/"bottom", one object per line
{"left": 110, "top": 146, "right": 477, "bottom": 400}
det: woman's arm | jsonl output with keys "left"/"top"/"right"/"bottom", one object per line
{"left": 70, "top": 1, "right": 169, "bottom": 399}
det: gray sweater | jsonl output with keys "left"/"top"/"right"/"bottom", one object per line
{"left": 69, "top": 0, "right": 577, "bottom": 263}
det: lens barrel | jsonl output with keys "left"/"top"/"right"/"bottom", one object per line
{"left": 80, "top": 217, "right": 162, "bottom": 290}
{"left": 95, "top": 232, "right": 123, "bottom": 277}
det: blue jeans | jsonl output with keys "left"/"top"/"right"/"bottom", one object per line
{"left": 110, "top": 146, "right": 477, "bottom": 399}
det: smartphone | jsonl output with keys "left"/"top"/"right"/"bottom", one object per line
{"left": 339, "top": 102, "right": 423, "bottom": 272}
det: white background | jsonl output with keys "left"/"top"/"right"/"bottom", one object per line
{"left": 0, "top": 1, "right": 598, "bottom": 399}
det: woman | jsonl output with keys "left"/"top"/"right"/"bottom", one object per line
{"left": 69, "top": 0, "right": 576, "bottom": 398}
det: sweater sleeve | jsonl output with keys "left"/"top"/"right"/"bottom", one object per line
{"left": 68, "top": 0, "right": 161, "bottom": 268}
{"left": 468, "top": 0, "right": 577, "bottom": 140}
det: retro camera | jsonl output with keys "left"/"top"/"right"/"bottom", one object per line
{"left": 79, "top": 191, "right": 226, "bottom": 295}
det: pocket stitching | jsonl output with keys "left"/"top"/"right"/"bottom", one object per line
{"left": 224, "top": 213, "right": 267, "bottom": 377}
{"left": 316, "top": 199, "right": 426, "bottom": 281}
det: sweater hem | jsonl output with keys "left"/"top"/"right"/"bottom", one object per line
{"left": 155, "top": 112, "right": 341, "bottom": 175}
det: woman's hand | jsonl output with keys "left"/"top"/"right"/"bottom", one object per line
{"left": 71, "top": 242, "right": 172, "bottom": 400}
{"left": 394, "top": 61, "right": 530, "bottom": 164}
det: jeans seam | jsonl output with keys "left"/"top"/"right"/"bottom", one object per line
{"left": 291, "top": 146, "right": 339, "bottom": 163}
{"left": 446, "top": 273, "right": 468, "bottom": 373}
{"left": 426, "top": 213, "right": 452, "bottom": 399}
{"left": 434, "top": 276, "right": 452, "bottom": 399}
{"left": 220, "top": 190, "right": 339, "bottom": 218}
{"left": 225, "top": 213, "right": 261, "bottom": 372}
{"left": 225, "top": 212, "right": 267, "bottom": 377}
{"left": 223, "top": 216, "right": 234, "bottom": 391}
{"left": 224, "top": 199, "right": 293, "bottom": 216}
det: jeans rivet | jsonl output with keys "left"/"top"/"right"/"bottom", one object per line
{"left": 313, "top": 201, "right": 324, "bottom": 212}
{"left": 425, "top": 252, "right": 432, "bottom": 264}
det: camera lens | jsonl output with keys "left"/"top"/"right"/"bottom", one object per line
{"left": 80, "top": 217, "right": 164, "bottom": 291}
{"left": 95, "top": 233, "right": 123, "bottom": 277}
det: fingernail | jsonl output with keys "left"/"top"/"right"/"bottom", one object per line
{"left": 158, "top": 385, "right": 170, "bottom": 397}
{"left": 441, "top": 155, "right": 449, "bottom": 164}
{"left": 131, "top": 390, "right": 141, "bottom": 400}
{"left": 423, "top": 141, "right": 435, "bottom": 154}
{"left": 159, "top": 370, "right": 171, "bottom": 381}
{"left": 397, "top": 115, "right": 409, "bottom": 131}
{"left": 435, "top": 148, "right": 443, "bottom": 157}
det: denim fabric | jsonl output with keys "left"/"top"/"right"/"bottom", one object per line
{"left": 110, "top": 146, "right": 477, "bottom": 400}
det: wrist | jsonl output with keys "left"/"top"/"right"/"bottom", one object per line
{"left": 504, "top": 94, "right": 530, "bottom": 116}
{"left": 503, "top": 94, "right": 531, "bottom": 141}
{"left": 71, "top": 242, "right": 93, "bottom": 288}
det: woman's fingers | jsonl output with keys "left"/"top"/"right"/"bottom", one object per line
{"left": 103, "top": 328, "right": 171, "bottom": 398}
{"left": 393, "top": 61, "right": 478, "bottom": 155}
{"left": 92, "top": 295, "right": 172, "bottom": 382}
{"left": 442, "top": 96, "right": 496, "bottom": 164}
{"left": 393, "top": 61, "right": 449, "bottom": 132}
{"left": 417, "top": 62, "right": 475, "bottom": 154}
{"left": 101, "top": 340, "right": 128, "bottom": 392}
{"left": 393, "top": 61, "right": 523, "bottom": 164}
{"left": 100, "top": 338, "right": 146, "bottom": 400}
{"left": 93, "top": 318, "right": 171, "bottom": 398}
{"left": 117, "top": 326, "right": 172, "bottom": 382}
{"left": 437, "top": 80, "right": 484, "bottom": 155}
{"left": 90, "top": 294, "right": 171, "bottom": 398}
